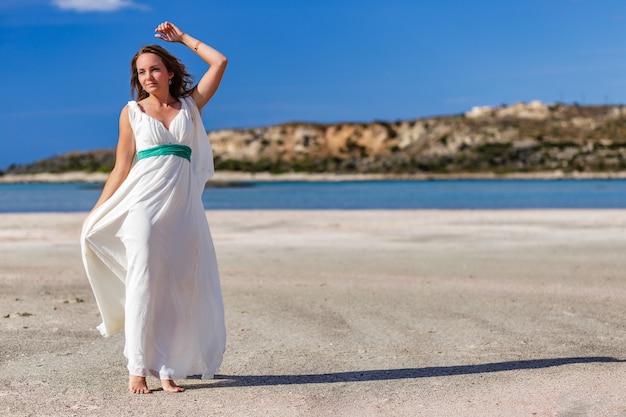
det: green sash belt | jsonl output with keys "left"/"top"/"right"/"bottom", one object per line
{"left": 137, "top": 144, "right": 191, "bottom": 162}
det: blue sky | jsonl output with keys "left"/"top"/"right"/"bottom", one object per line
{"left": 2, "top": 0, "right": 626, "bottom": 169}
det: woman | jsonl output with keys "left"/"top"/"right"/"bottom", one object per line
{"left": 81, "top": 21, "right": 227, "bottom": 394}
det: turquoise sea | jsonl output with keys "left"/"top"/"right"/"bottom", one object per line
{"left": 2, "top": 179, "right": 626, "bottom": 212}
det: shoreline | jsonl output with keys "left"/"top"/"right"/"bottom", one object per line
{"left": 3, "top": 169, "right": 626, "bottom": 184}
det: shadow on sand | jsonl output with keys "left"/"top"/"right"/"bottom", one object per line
{"left": 183, "top": 356, "right": 623, "bottom": 389}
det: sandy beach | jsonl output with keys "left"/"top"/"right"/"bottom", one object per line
{"left": 1, "top": 210, "right": 625, "bottom": 416}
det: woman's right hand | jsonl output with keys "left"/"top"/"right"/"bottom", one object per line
{"left": 154, "top": 21, "right": 185, "bottom": 43}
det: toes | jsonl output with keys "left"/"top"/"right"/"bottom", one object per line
{"left": 130, "top": 387, "right": 151, "bottom": 394}
{"left": 161, "top": 380, "right": 184, "bottom": 393}
{"left": 129, "top": 375, "right": 151, "bottom": 394}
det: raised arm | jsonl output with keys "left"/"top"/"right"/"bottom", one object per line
{"left": 90, "top": 106, "right": 135, "bottom": 212}
{"left": 155, "top": 21, "right": 228, "bottom": 110}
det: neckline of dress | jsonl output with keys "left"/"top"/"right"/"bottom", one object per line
{"left": 136, "top": 98, "right": 185, "bottom": 132}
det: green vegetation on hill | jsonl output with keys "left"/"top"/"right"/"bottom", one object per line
{"left": 4, "top": 150, "right": 114, "bottom": 176}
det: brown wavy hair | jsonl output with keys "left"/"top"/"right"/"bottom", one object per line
{"left": 130, "top": 44, "right": 194, "bottom": 101}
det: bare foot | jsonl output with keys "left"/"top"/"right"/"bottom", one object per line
{"left": 161, "top": 379, "right": 184, "bottom": 393}
{"left": 129, "top": 375, "right": 151, "bottom": 394}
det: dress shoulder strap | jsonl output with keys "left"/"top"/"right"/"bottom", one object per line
{"left": 181, "top": 96, "right": 200, "bottom": 123}
{"left": 125, "top": 101, "right": 139, "bottom": 126}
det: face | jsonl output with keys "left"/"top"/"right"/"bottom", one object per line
{"left": 136, "top": 53, "right": 173, "bottom": 94}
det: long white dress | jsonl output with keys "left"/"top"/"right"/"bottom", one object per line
{"left": 80, "top": 96, "right": 225, "bottom": 380}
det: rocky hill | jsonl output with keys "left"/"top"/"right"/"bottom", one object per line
{"left": 5, "top": 100, "right": 626, "bottom": 176}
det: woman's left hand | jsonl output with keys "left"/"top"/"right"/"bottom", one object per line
{"left": 154, "top": 21, "right": 184, "bottom": 43}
